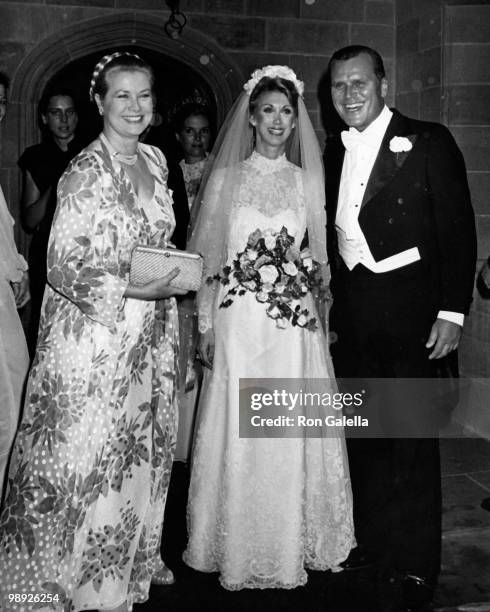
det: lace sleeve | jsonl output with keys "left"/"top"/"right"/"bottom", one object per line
{"left": 192, "top": 169, "right": 228, "bottom": 334}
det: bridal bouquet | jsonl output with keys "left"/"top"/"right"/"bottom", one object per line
{"left": 208, "top": 226, "right": 325, "bottom": 330}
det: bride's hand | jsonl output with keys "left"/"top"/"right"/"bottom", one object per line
{"left": 198, "top": 329, "right": 215, "bottom": 369}
{"left": 11, "top": 271, "right": 30, "bottom": 309}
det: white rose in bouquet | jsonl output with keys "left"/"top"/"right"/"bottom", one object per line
{"left": 267, "top": 305, "right": 281, "bottom": 319}
{"left": 283, "top": 261, "right": 298, "bottom": 276}
{"left": 264, "top": 233, "right": 277, "bottom": 250}
{"left": 243, "top": 279, "right": 258, "bottom": 291}
{"left": 259, "top": 265, "right": 279, "bottom": 284}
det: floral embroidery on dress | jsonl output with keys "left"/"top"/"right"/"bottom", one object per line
{"left": 0, "top": 139, "right": 178, "bottom": 611}
{"left": 184, "top": 150, "right": 355, "bottom": 590}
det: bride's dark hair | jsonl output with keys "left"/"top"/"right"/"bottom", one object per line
{"left": 249, "top": 76, "right": 299, "bottom": 115}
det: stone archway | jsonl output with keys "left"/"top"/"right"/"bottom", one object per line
{"left": 5, "top": 11, "right": 243, "bottom": 249}
{"left": 9, "top": 11, "right": 243, "bottom": 148}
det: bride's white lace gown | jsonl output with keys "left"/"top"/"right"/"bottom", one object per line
{"left": 183, "top": 151, "right": 355, "bottom": 590}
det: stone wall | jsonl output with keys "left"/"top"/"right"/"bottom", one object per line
{"left": 396, "top": 0, "right": 490, "bottom": 435}
{"left": 0, "top": 0, "right": 487, "bottom": 430}
{"left": 445, "top": 4, "right": 490, "bottom": 436}
{"left": 0, "top": 0, "right": 395, "bottom": 233}
{"left": 395, "top": 0, "right": 443, "bottom": 121}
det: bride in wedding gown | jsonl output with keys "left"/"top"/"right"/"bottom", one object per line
{"left": 183, "top": 66, "right": 355, "bottom": 590}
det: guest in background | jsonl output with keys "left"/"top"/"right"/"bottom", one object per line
{"left": 18, "top": 86, "right": 83, "bottom": 353}
{"left": 141, "top": 120, "right": 189, "bottom": 250}
{"left": 174, "top": 103, "right": 212, "bottom": 210}
{"left": 0, "top": 71, "right": 30, "bottom": 503}
{"left": 0, "top": 52, "right": 186, "bottom": 612}
{"left": 172, "top": 103, "right": 213, "bottom": 463}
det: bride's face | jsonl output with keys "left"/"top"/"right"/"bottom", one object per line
{"left": 250, "top": 91, "right": 296, "bottom": 155}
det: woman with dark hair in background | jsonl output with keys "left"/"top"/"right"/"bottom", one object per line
{"left": 171, "top": 102, "right": 213, "bottom": 464}
{"left": 18, "top": 86, "right": 83, "bottom": 353}
{"left": 0, "top": 52, "right": 186, "bottom": 612}
{"left": 0, "top": 71, "right": 30, "bottom": 502}
{"left": 183, "top": 66, "right": 355, "bottom": 590}
{"left": 174, "top": 102, "right": 212, "bottom": 210}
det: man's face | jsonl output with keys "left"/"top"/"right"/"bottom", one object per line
{"left": 42, "top": 95, "right": 78, "bottom": 142}
{"left": 330, "top": 53, "right": 387, "bottom": 132}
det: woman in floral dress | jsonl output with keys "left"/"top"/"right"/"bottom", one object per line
{"left": 0, "top": 52, "right": 186, "bottom": 612}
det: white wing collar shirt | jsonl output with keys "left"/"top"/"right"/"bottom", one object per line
{"left": 336, "top": 105, "right": 463, "bottom": 326}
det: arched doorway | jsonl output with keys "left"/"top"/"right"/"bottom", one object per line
{"left": 50, "top": 46, "right": 219, "bottom": 160}
{"left": 9, "top": 11, "right": 243, "bottom": 137}
{"left": 5, "top": 12, "right": 243, "bottom": 248}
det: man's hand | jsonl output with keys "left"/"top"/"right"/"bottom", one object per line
{"left": 425, "top": 318, "right": 461, "bottom": 360}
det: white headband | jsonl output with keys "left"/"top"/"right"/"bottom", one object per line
{"left": 243, "top": 65, "right": 304, "bottom": 97}
{"left": 89, "top": 51, "right": 143, "bottom": 101}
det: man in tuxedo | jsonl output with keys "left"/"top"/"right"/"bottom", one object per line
{"left": 324, "top": 45, "right": 476, "bottom": 610}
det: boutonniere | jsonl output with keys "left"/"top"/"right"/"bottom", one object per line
{"left": 389, "top": 136, "right": 413, "bottom": 153}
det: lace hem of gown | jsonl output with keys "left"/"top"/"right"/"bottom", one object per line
{"left": 185, "top": 147, "right": 355, "bottom": 594}
{"left": 183, "top": 553, "right": 348, "bottom": 591}
{"left": 220, "top": 571, "right": 308, "bottom": 592}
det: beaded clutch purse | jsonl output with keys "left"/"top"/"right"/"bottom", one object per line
{"left": 130, "top": 245, "right": 203, "bottom": 292}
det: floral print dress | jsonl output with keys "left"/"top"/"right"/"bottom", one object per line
{"left": 0, "top": 138, "right": 179, "bottom": 611}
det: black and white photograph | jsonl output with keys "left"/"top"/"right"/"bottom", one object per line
{"left": 0, "top": 1, "right": 489, "bottom": 611}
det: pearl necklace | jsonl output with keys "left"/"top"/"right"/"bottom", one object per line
{"left": 100, "top": 133, "right": 138, "bottom": 166}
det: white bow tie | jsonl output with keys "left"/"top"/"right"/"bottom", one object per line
{"left": 341, "top": 128, "right": 379, "bottom": 151}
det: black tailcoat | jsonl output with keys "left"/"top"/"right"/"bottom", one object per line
{"left": 325, "top": 109, "right": 476, "bottom": 318}
{"left": 324, "top": 109, "right": 477, "bottom": 581}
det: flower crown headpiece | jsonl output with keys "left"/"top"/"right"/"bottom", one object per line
{"left": 89, "top": 51, "right": 143, "bottom": 102}
{"left": 243, "top": 65, "right": 304, "bottom": 97}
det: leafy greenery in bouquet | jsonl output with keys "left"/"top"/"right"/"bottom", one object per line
{"left": 207, "top": 226, "right": 326, "bottom": 330}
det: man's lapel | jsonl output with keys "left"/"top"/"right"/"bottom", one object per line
{"left": 361, "top": 110, "right": 416, "bottom": 210}
{"left": 325, "top": 136, "right": 345, "bottom": 220}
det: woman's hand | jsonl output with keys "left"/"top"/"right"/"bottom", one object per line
{"left": 11, "top": 271, "right": 30, "bottom": 309}
{"left": 198, "top": 329, "right": 215, "bottom": 369}
{"left": 124, "top": 268, "right": 188, "bottom": 300}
